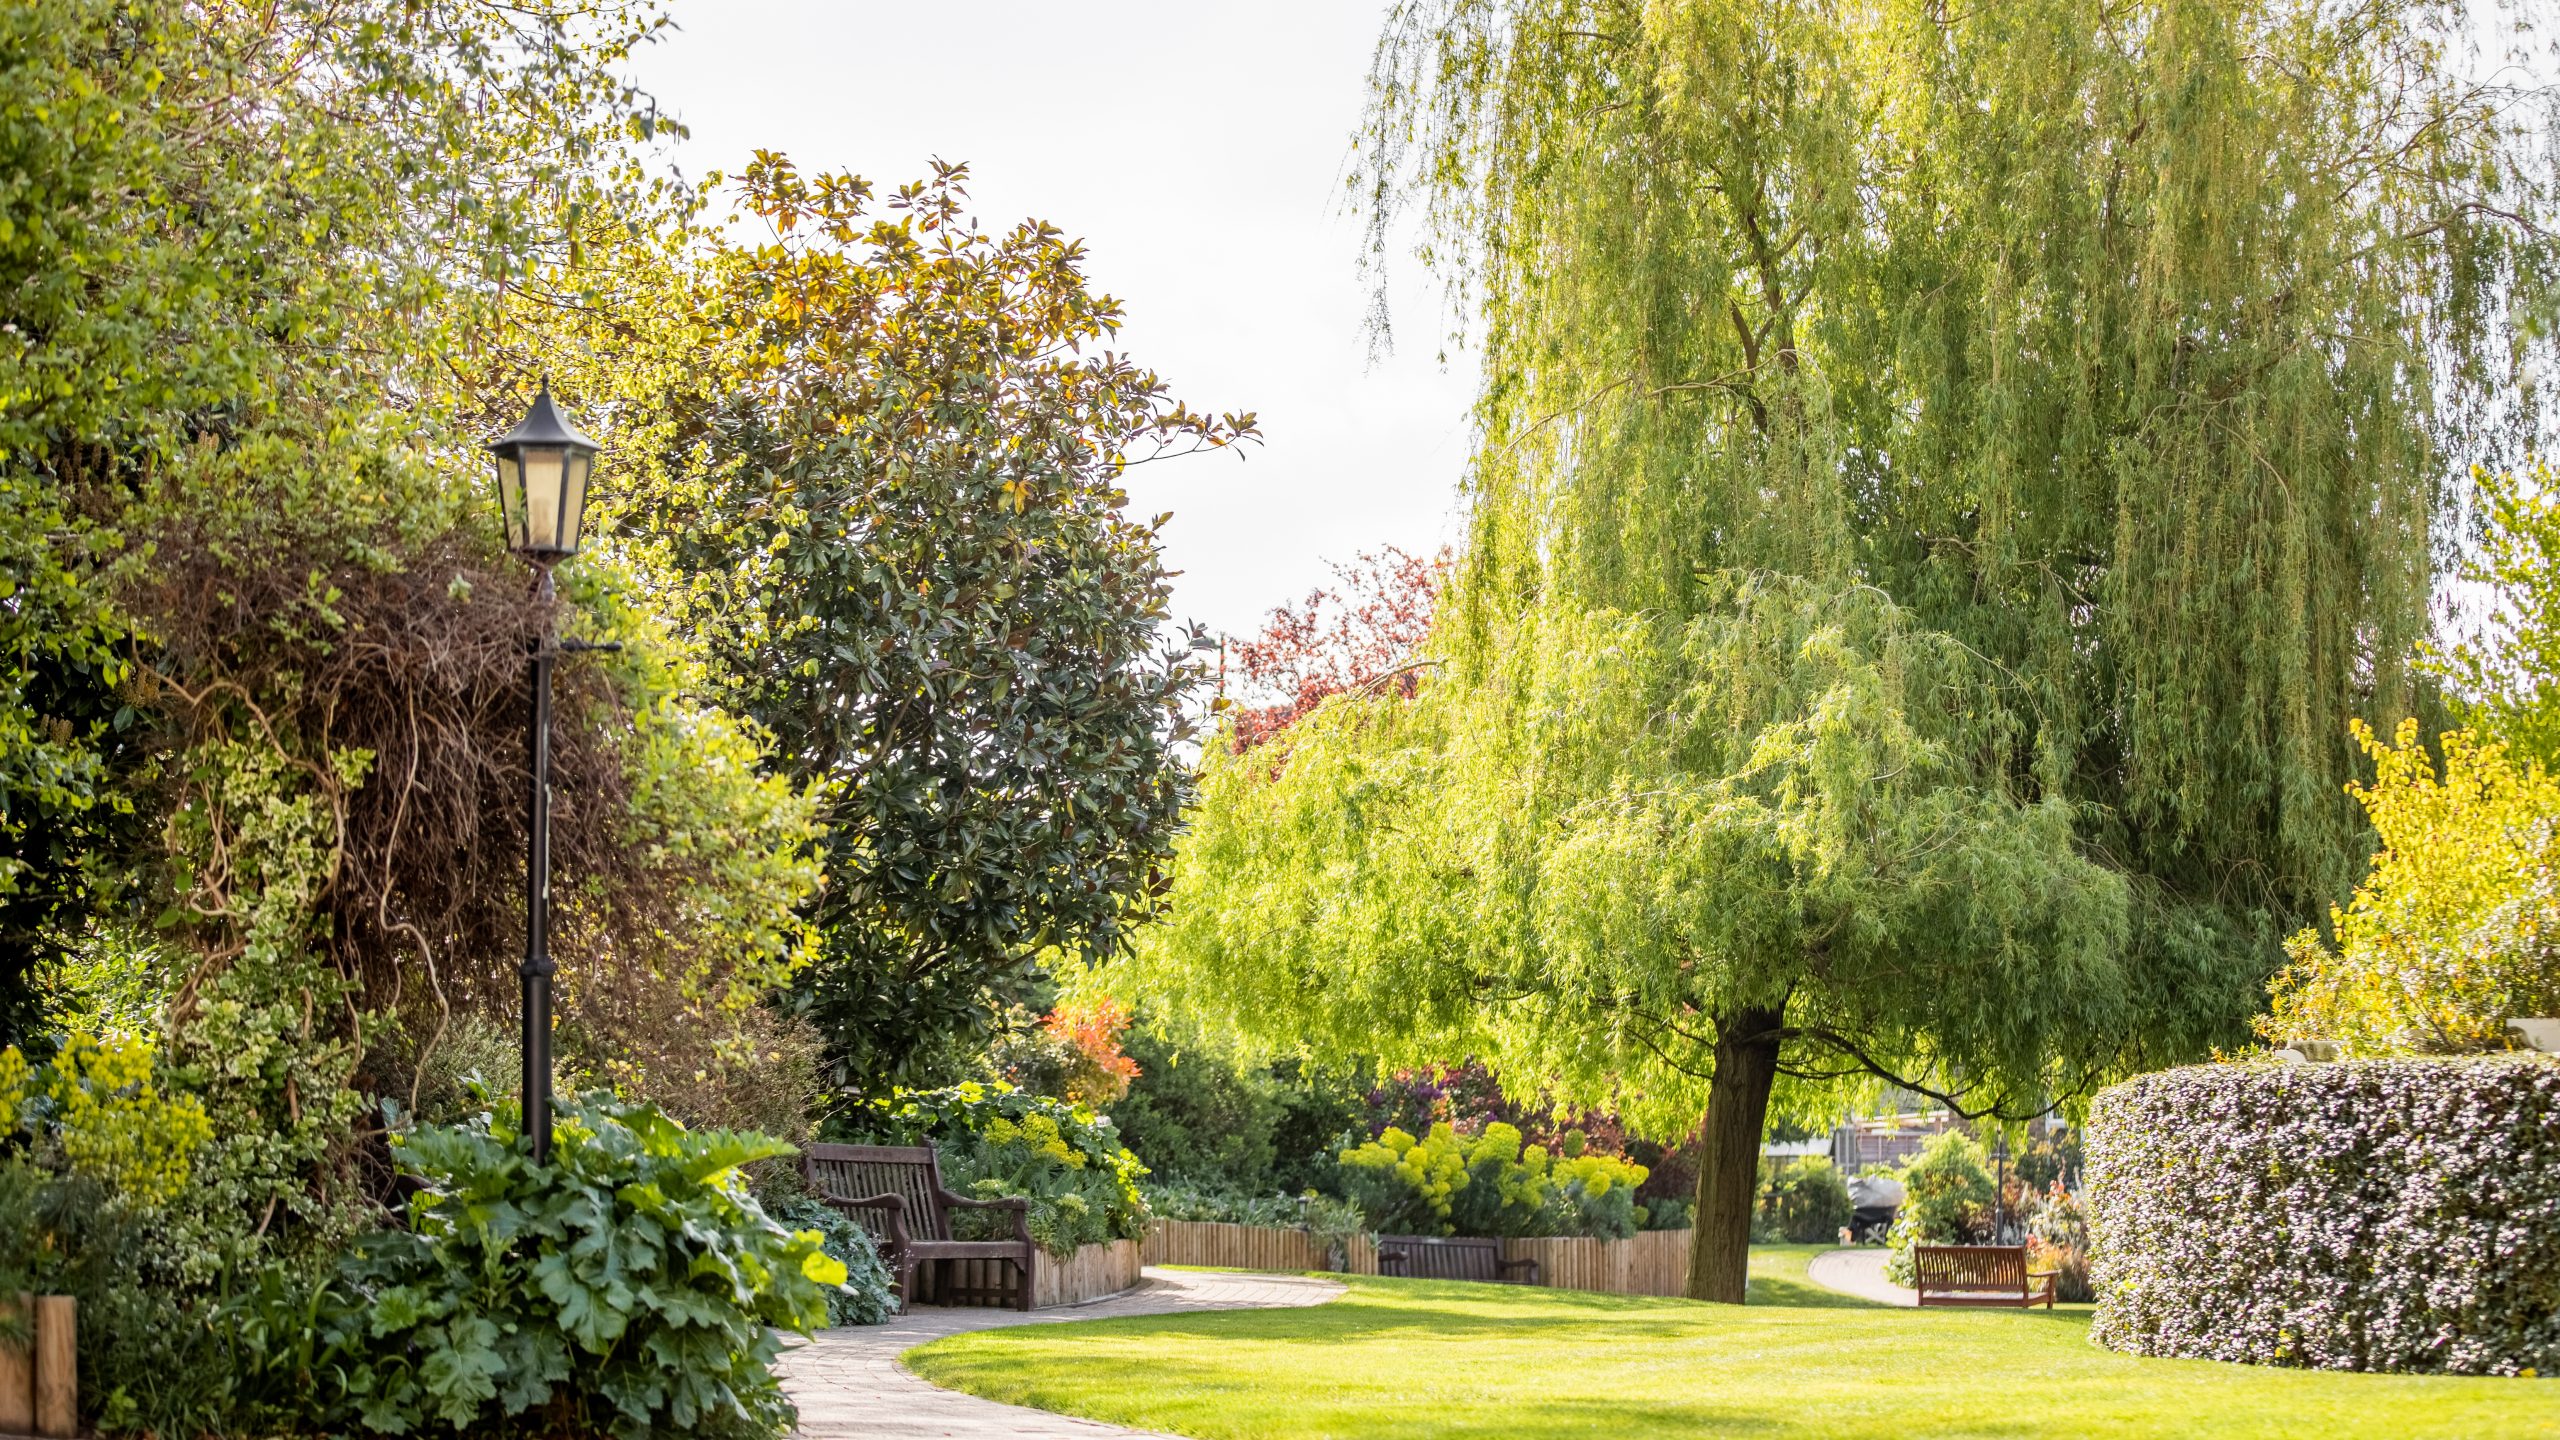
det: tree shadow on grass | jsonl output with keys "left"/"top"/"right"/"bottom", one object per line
{"left": 1748, "top": 1271, "right": 1885, "bottom": 1309}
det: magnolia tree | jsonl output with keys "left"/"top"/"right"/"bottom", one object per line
{"left": 547, "top": 157, "right": 1257, "bottom": 1090}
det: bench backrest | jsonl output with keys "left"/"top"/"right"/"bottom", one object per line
{"left": 1380, "top": 1235, "right": 1503, "bottom": 1282}
{"left": 1915, "top": 1243, "right": 2028, "bottom": 1293}
{"left": 803, "top": 1143, "right": 952, "bottom": 1242}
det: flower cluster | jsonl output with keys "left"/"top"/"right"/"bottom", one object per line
{"left": 0, "top": 1035, "right": 213, "bottom": 1208}
{"left": 1338, "top": 1121, "right": 1650, "bottom": 1239}
{"left": 982, "top": 1112, "right": 1088, "bottom": 1171}
{"left": 2087, "top": 1055, "right": 2560, "bottom": 1375}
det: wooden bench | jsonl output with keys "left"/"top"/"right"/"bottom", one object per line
{"left": 1375, "top": 1234, "right": 1542, "bottom": 1285}
{"left": 1913, "top": 1243, "right": 2056, "bottom": 1309}
{"left": 803, "top": 1143, "right": 1038, "bottom": 1311}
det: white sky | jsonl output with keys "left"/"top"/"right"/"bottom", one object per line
{"left": 632, "top": 1, "right": 1478, "bottom": 642}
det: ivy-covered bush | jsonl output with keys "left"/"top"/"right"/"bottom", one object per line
{"left": 1883, "top": 1132, "right": 1994, "bottom": 1285}
{"left": 2087, "top": 1057, "right": 2560, "bottom": 1375}
{"left": 332, "top": 1095, "right": 844, "bottom": 1439}
{"left": 760, "top": 1195, "right": 896, "bottom": 1326}
{"left": 1755, "top": 1158, "right": 1853, "bottom": 1244}
{"left": 850, "top": 1083, "right": 1149, "bottom": 1255}
{"left": 1337, "top": 1122, "right": 1649, "bottom": 1239}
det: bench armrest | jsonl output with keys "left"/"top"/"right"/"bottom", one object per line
{"left": 1496, "top": 1257, "right": 1542, "bottom": 1284}
{"left": 940, "top": 1191, "right": 1035, "bottom": 1246}
{"left": 822, "top": 1191, "right": 913, "bottom": 1251}
{"left": 1378, "top": 1251, "right": 1411, "bottom": 1275}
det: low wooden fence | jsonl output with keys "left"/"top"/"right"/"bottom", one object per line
{"left": 1499, "top": 1228, "right": 1691, "bottom": 1297}
{"left": 1142, "top": 1219, "right": 1693, "bottom": 1298}
{"left": 1143, "top": 1218, "right": 1378, "bottom": 1275}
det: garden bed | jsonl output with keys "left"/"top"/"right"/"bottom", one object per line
{"left": 907, "top": 1240, "right": 1145, "bottom": 1310}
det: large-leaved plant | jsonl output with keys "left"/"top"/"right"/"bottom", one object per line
{"left": 334, "top": 1094, "right": 843, "bottom": 1440}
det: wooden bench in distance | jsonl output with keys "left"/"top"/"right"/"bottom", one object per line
{"left": 1376, "top": 1234, "right": 1542, "bottom": 1285}
{"left": 803, "top": 1143, "right": 1038, "bottom": 1311}
{"left": 1913, "top": 1243, "right": 2056, "bottom": 1309}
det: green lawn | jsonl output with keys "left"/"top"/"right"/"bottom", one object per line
{"left": 903, "top": 1246, "right": 2556, "bottom": 1439}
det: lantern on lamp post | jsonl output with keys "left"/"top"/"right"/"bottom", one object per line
{"left": 487, "top": 384, "right": 604, "bottom": 1163}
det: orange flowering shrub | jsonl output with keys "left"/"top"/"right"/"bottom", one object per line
{"left": 1041, "top": 998, "right": 1143, "bottom": 1107}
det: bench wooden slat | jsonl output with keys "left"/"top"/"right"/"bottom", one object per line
{"left": 1375, "top": 1235, "right": 1542, "bottom": 1286}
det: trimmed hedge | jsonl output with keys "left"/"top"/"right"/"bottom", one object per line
{"left": 2087, "top": 1055, "right": 2560, "bottom": 1376}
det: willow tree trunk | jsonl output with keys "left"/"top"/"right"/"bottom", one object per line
{"left": 1684, "top": 1005, "right": 1785, "bottom": 1303}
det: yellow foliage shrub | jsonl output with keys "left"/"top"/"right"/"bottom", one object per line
{"left": 0, "top": 1034, "right": 214, "bottom": 1208}
{"left": 2264, "top": 720, "right": 2560, "bottom": 1055}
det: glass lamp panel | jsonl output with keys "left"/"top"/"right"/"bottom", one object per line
{"left": 557, "top": 450, "right": 591, "bottom": 556}
{"left": 521, "top": 447, "right": 566, "bottom": 552}
{"left": 495, "top": 454, "right": 526, "bottom": 552}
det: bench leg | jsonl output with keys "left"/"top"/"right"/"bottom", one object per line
{"left": 1016, "top": 1256, "right": 1034, "bottom": 1312}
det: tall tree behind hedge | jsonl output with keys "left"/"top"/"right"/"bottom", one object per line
{"left": 1364, "top": 0, "right": 2548, "bottom": 949}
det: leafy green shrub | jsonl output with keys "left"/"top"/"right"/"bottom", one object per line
{"left": 1641, "top": 1196, "right": 1694, "bottom": 1231}
{"left": 1757, "top": 1158, "right": 1853, "bottom": 1243}
{"left": 2088, "top": 1056, "right": 2560, "bottom": 1375}
{"left": 851, "top": 1083, "right": 1149, "bottom": 1255}
{"left": 1107, "top": 1024, "right": 1286, "bottom": 1190}
{"left": 332, "top": 1095, "right": 842, "bottom": 1440}
{"left": 761, "top": 1195, "right": 895, "bottom": 1325}
{"left": 1142, "top": 1182, "right": 1308, "bottom": 1227}
{"left": 1883, "top": 1132, "right": 1993, "bottom": 1285}
{"left": 1538, "top": 1152, "right": 1649, "bottom": 1240}
{"left": 1337, "top": 1122, "right": 1648, "bottom": 1239}
{"left": 2014, "top": 1126, "right": 2083, "bottom": 1193}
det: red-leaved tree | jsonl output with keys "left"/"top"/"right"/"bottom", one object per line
{"left": 1228, "top": 547, "right": 1444, "bottom": 749}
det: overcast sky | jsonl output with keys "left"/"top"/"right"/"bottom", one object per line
{"left": 632, "top": 1, "right": 1477, "bottom": 643}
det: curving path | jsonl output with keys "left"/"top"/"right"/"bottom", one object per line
{"left": 784, "top": 1266, "right": 1343, "bottom": 1440}
{"left": 1805, "top": 1247, "right": 1916, "bottom": 1306}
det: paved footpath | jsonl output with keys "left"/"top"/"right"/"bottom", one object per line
{"left": 1805, "top": 1247, "right": 1916, "bottom": 1306}
{"left": 784, "top": 1267, "right": 1343, "bottom": 1440}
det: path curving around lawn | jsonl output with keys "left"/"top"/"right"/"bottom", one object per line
{"left": 1804, "top": 1246, "right": 1916, "bottom": 1306}
{"left": 783, "top": 1266, "right": 1343, "bottom": 1439}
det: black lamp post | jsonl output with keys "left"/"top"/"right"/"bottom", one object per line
{"left": 488, "top": 383, "right": 602, "bottom": 1164}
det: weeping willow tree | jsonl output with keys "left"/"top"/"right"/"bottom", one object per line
{"left": 1109, "top": 0, "right": 2558, "bottom": 1300}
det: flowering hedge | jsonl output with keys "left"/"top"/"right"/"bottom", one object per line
{"left": 2086, "top": 1056, "right": 2560, "bottom": 1375}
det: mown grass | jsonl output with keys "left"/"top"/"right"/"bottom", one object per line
{"left": 902, "top": 1245, "right": 2555, "bottom": 1439}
